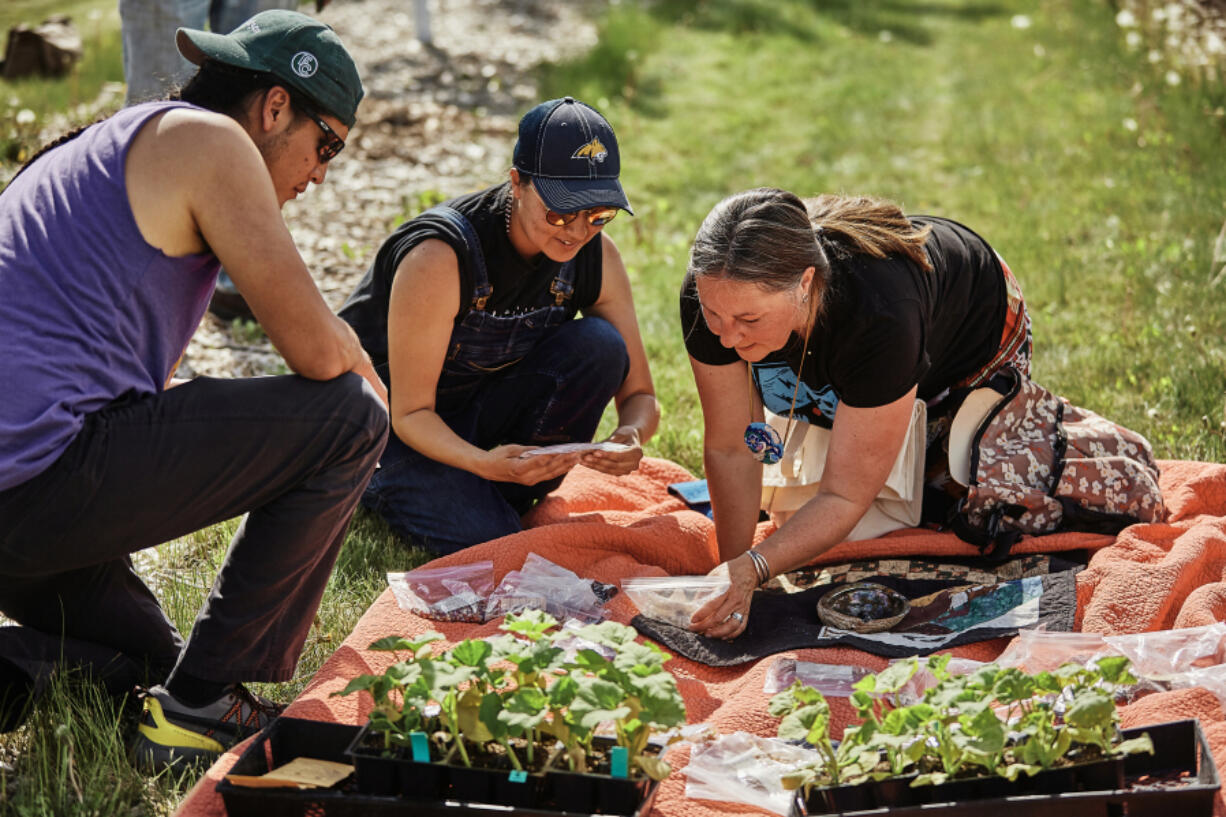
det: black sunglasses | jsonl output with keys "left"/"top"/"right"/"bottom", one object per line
{"left": 305, "top": 111, "right": 345, "bottom": 163}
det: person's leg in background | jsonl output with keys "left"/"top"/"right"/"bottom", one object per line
{"left": 212, "top": 0, "right": 300, "bottom": 35}
{"left": 118, "top": 0, "right": 201, "bottom": 104}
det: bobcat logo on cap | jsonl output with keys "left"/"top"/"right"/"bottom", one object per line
{"left": 572, "top": 138, "right": 608, "bottom": 163}
{"left": 291, "top": 51, "right": 318, "bottom": 78}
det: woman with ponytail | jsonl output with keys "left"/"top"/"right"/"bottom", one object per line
{"left": 679, "top": 188, "right": 1031, "bottom": 640}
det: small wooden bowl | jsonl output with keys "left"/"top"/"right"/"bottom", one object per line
{"left": 816, "top": 582, "right": 910, "bottom": 633}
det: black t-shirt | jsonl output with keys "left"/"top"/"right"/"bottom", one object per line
{"left": 679, "top": 216, "right": 1006, "bottom": 424}
{"left": 340, "top": 182, "right": 604, "bottom": 369}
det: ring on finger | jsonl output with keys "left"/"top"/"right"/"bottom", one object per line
{"left": 725, "top": 611, "right": 744, "bottom": 624}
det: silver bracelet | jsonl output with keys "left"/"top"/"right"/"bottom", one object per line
{"left": 747, "top": 549, "right": 772, "bottom": 585}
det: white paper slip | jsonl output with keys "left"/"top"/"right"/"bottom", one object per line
{"left": 518, "top": 442, "right": 632, "bottom": 458}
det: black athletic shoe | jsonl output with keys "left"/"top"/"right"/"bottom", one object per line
{"left": 128, "top": 684, "right": 283, "bottom": 772}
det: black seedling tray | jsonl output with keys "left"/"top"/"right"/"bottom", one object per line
{"left": 217, "top": 717, "right": 660, "bottom": 817}
{"left": 789, "top": 718, "right": 1219, "bottom": 817}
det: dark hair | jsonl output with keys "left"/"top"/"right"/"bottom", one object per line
{"left": 174, "top": 59, "right": 323, "bottom": 120}
{"left": 5, "top": 59, "right": 320, "bottom": 190}
{"left": 4, "top": 124, "right": 94, "bottom": 189}
{"left": 687, "top": 187, "right": 933, "bottom": 315}
{"left": 807, "top": 194, "right": 933, "bottom": 273}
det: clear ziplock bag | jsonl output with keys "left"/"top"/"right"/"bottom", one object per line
{"left": 684, "top": 731, "right": 818, "bottom": 816}
{"left": 622, "top": 575, "right": 731, "bottom": 629}
{"left": 1104, "top": 621, "right": 1226, "bottom": 681}
{"left": 762, "top": 658, "right": 875, "bottom": 696}
{"left": 484, "top": 552, "right": 610, "bottom": 623}
{"left": 387, "top": 561, "right": 494, "bottom": 623}
{"left": 994, "top": 627, "right": 1117, "bottom": 673}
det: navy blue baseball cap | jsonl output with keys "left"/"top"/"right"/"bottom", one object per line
{"left": 512, "top": 96, "right": 633, "bottom": 215}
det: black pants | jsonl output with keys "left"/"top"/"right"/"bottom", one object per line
{"left": 0, "top": 374, "right": 387, "bottom": 715}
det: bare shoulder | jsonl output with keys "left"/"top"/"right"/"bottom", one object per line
{"left": 600, "top": 231, "right": 624, "bottom": 264}
{"left": 125, "top": 107, "right": 266, "bottom": 255}
{"left": 128, "top": 106, "right": 256, "bottom": 170}
{"left": 391, "top": 238, "right": 461, "bottom": 313}
{"left": 397, "top": 237, "right": 461, "bottom": 284}
{"left": 594, "top": 231, "right": 631, "bottom": 306}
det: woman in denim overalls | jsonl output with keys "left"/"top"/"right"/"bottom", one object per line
{"left": 341, "top": 98, "right": 659, "bottom": 553}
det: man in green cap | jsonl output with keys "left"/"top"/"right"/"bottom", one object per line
{"left": 0, "top": 10, "right": 387, "bottom": 770}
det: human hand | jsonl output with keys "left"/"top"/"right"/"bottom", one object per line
{"left": 689, "top": 553, "right": 759, "bottom": 640}
{"left": 579, "top": 426, "right": 643, "bottom": 476}
{"left": 483, "top": 444, "right": 580, "bottom": 486}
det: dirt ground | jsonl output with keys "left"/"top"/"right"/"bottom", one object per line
{"left": 180, "top": 0, "right": 600, "bottom": 379}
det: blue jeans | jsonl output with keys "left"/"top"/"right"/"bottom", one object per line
{"left": 365, "top": 317, "right": 629, "bottom": 553}
{"left": 119, "top": 0, "right": 298, "bottom": 104}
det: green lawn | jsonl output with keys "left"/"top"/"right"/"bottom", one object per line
{"left": 545, "top": 0, "right": 1226, "bottom": 470}
{"left": 0, "top": 0, "right": 123, "bottom": 166}
{"left": 2, "top": 0, "right": 1225, "bottom": 814}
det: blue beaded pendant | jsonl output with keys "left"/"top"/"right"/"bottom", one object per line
{"left": 744, "top": 422, "right": 783, "bottom": 465}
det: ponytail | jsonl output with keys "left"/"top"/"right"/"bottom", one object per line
{"left": 806, "top": 194, "right": 933, "bottom": 273}
{"left": 3, "top": 123, "right": 95, "bottom": 191}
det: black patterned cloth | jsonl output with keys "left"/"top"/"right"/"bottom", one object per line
{"left": 631, "top": 555, "right": 1084, "bottom": 665}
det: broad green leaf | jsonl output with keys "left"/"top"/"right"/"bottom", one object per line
{"left": 574, "top": 621, "right": 640, "bottom": 648}
{"left": 959, "top": 704, "right": 1005, "bottom": 755}
{"left": 368, "top": 633, "right": 443, "bottom": 653}
{"left": 873, "top": 658, "right": 919, "bottom": 694}
{"left": 777, "top": 706, "right": 824, "bottom": 743}
{"left": 502, "top": 609, "right": 560, "bottom": 640}
{"left": 926, "top": 654, "right": 953, "bottom": 680}
{"left": 333, "top": 673, "right": 382, "bottom": 698}
{"left": 485, "top": 634, "right": 524, "bottom": 663}
{"left": 571, "top": 677, "right": 631, "bottom": 729}
{"left": 500, "top": 691, "right": 549, "bottom": 734}
{"left": 450, "top": 639, "right": 493, "bottom": 668}
{"left": 852, "top": 674, "right": 878, "bottom": 694}
{"left": 1065, "top": 690, "right": 1114, "bottom": 730}
{"left": 992, "top": 668, "right": 1036, "bottom": 704}
{"left": 549, "top": 674, "right": 579, "bottom": 709}
{"left": 613, "top": 640, "right": 669, "bottom": 676}
{"left": 1095, "top": 655, "right": 1136, "bottom": 685}
{"left": 422, "top": 660, "right": 476, "bottom": 699}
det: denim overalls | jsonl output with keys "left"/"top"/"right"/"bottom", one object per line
{"left": 363, "top": 206, "right": 630, "bottom": 553}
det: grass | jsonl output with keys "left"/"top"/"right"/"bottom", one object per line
{"left": 3, "top": 0, "right": 1226, "bottom": 815}
{"left": 0, "top": 0, "right": 123, "bottom": 167}
{"left": 540, "top": 0, "right": 1226, "bottom": 470}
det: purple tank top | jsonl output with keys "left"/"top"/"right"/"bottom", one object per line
{"left": 0, "top": 101, "right": 220, "bottom": 491}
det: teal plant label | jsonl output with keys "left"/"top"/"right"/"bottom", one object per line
{"left": 610, "top": 746, "right": 629, "bottom": 778}
{"left": 410, "top": 731, "right": 429, "bottom": 763}
{"left": 509, "top": 770, "right": 528, "bottom": 783}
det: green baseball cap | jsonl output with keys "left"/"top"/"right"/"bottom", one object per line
{"left": 176, "top": 9, "right": 363, "bottom": 127}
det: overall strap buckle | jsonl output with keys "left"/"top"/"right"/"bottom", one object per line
{"left": 549, "top": 260, "right": 576, "bottom": 306}
{"left": 472, "top": 285, "right": 492, "bottom": 311}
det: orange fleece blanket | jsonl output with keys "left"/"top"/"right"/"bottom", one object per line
{"left": 176, "top": 457, "right": 1226, "bottom": 817}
